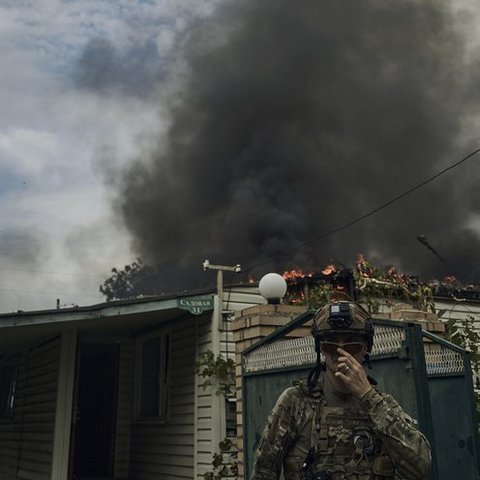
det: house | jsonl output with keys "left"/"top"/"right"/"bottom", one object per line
{"left": 0, "top": 269, "right": 479, "bottom": 480}
{"left": 0, "top": 284, "right": 265, "bottom": 480}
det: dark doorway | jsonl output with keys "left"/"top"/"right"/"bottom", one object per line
{"left": 71, "top": 343, "right": 119, "bottom": 479}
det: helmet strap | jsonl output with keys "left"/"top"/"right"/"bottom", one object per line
{"left": 364, "top": 352, "right": 372, "bottom": 369}
{"left": 307, "top": 335, "right": 325, "bottom": 390}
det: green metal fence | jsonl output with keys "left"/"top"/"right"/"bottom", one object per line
{"left": 242, "top": 311, "right": 480, "bottom": 480}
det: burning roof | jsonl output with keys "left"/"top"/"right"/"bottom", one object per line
{"left": 274, "top": 255, "right": 480, "bottom": 309}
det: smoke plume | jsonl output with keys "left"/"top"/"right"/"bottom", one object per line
{"left": 115, "top": 0, "right": 480, "bottom": 290}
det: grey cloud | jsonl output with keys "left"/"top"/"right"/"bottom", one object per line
{"left": 73, "top": 36, "right": 165, "bottom": 96}
{"left": 0, "top": 229, "right": 47, "bottom": 267}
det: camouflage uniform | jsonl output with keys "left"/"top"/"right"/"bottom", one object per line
{"left": 250, "top": 375, "right": 432, "bottom": 480}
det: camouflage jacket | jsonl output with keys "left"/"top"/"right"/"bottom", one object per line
{"left": 249, "top": 379, "right": 431, "bottom": 480}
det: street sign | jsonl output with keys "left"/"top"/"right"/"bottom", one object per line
{"left": 177, "top": 295, "right": 214, "bottom": 315}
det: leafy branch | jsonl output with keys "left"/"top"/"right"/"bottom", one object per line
{"left": 203, "top": 438, "right": 238, "bottom": 480}
{"left": 445, "top": 314, "right": 480, "bottom": 411}
{"left": 196, "top": 351, "right": 238, "bottom": 479}
{"left": 195, "top": 350, "right": 236, "bottom": 397}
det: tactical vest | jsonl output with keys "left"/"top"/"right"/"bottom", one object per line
{"left": 284, "top": 389, "right": 396, "bottom": 480}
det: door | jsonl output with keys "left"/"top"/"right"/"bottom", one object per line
{"left": 71, "top": 343, "right": 119, "bottom": 479}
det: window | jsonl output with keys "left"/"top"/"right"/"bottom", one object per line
{"left": 136, "top": 332, "right": 170, "bottom": 419}
{"left": 0, "top": 364, "right": 16, "bottom": 418}
{"left": 225, "top": 397, "right": 237, "bottom": 438}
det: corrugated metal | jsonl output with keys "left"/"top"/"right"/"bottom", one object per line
{"left": 0, "top": 338, "right": 60, "bottom": 480}
{"left": 130, "top": 318, "right": 196, "bottom": 480}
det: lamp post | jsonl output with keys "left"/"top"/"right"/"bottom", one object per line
{"left": 259, "top": 272, "right": 288, "bottom": 304}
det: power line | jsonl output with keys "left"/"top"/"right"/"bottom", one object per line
{"left": 0, "top": 287, "right": 102, "bottom": 298}
{"left": 245, "top": 147, "right": 480, "bottom": 273}
{"left": 0, "top": 267, "right": 105, "bottom": 278}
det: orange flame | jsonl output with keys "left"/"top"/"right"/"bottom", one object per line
{"left": 322, "top": 264, "right": 337, "bottom": 275}
{"left": 282, "top": 269, "right": 313, "bottom": 280}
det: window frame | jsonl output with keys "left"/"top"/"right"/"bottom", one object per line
{"left": 0, "top": 362, "right": 16, "bottom": 420}
{"left": 134, "top": 329, "right": 171, "bottom": 422}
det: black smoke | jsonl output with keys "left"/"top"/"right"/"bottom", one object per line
{"left": 115, "top": 0, "right": 480, "bottom": 290}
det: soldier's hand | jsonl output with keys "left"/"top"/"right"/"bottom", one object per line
{"left": 335, "top": 348, "right": 373, "bottom": 399}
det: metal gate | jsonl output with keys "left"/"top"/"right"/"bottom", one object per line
{"left": 242, "top": 311, "right": 480, "bottom": 480}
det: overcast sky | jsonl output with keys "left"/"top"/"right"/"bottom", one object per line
{"left": 1, "top": 0, "right": 479, "bottom": 313}
{"left": 0, "top": 0, "right": 222, "bottom": 312}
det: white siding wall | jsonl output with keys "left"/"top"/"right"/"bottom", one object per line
{"left": 195, "top": 287, "right": 264, "bottom": 479}
{"left": 195, "top": 315, "right": 214, "bottom": 479}
{"left": 434, "top": 299, "right": 480, "bottom": 332}
{"left": 0, "top": 337, "right": 60, "bottom": 480}
{"left": 130, "top": 317, "right": 196, "bottom": 480}
{"left": 366, "top": 295, "right": 480, "bottom": 330}
{"left": 222, "top": 285, "right": 265, "bottom": 361}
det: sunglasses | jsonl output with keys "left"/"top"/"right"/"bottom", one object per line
{"left": 321, "top": 341, "right": 365, "bottom": 356}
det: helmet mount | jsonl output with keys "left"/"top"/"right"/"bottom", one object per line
{"left": 313, "top": 301, "right": 374, "bottom": 353}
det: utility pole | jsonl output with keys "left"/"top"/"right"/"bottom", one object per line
{"left": 202, "top": 260, "right": 241, "bottom": 455}
{"left": 202, "top": 260, "right": 241, "bottom": 330}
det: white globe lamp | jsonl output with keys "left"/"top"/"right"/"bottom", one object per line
{"left": 259, "top": 273, "right": 287, "bottom": 305}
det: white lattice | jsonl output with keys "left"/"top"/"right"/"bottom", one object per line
{"left": 371, "top": 324, "right": 405, "bottom": 356}
{"left": 425, "top": 345, "right": 464, "bottom": 374}
{"left": 244, "top": 336, "right": 317, "bottom": 373}
{"left": 243, "top": 324, "right": 464, "bottom": 375}
{"left": 244, "top": 324, "right": 407, "bottom": 373}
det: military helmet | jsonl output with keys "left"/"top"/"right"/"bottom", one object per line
{"left": 312, "top": 301, "right": 374, "bottom": 352}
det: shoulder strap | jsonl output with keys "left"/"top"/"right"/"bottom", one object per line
{"left": 300, "top": 392, "right": 325, "bottom": 478}
{"left": 308, "top": 392, "right": 325, "bottom": 454}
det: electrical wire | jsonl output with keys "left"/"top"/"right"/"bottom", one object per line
{"left": 0, "top": 287, "right": 102, "bottom": 298}
{"left": 245, "top": 147, "right": 480, "bottom": 273}
{"left": 0, "top": 267, "right": 105, "bottom": 278}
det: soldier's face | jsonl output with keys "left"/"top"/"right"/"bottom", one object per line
{"left": 321, "top": 333, "right": 367, "bottom": 369}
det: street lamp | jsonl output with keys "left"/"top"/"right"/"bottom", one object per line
{"left": 259, "top": 273, "right": 287, "bottom": 304}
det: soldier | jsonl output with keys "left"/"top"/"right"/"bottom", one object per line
{"left": 250, "top": 301, "right": 432, "bottom": 480}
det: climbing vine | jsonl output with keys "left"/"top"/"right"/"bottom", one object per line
{"left": 196, "top": 351, "right": 238, "bottom": 479}
{"left": 203, "top": 438, "right": 238, "bottom": 480}
{"left": 445, "top": 315, "right": 480, "bottom": 414}
{"left": 195, "top": 350, "right": 236, "bottom": 397}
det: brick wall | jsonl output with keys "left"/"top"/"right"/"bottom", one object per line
{"left": 374, "top": 302, "right": 446, "bottom": 336}
{"left": 231, "top": 304, "right": 307, "bottom": 479}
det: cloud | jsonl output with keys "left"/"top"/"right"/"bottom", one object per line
{"left": 0, "top": 0, "right": 230, "bottom": 311}
{"left": 2, "top": 0, "right": 477, "bottom": 313}
{"left": 0, "top": 228, "right": 47, "bottom": 267}
{"left": 0, "top": 129, "right": 60, "bottom": 177}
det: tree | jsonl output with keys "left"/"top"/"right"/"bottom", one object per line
{"left": 99, "top": 259, "right": 163, "bottom": 301}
